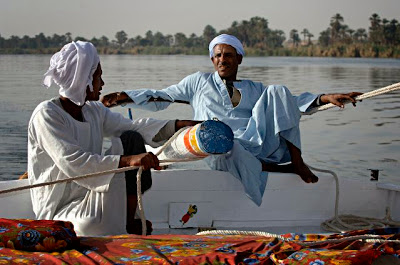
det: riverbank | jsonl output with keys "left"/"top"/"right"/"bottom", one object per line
{"left": 1, "top": 44, "right": 400, "bottom": 58}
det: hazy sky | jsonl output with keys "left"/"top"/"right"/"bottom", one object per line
{"left": 1, "top": 0, "right": 399, "bottom": 40}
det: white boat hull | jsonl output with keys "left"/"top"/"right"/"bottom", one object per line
{"left": 1, "top": 168, "right": 399, "bottom": 232}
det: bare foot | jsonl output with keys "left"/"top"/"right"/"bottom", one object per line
{"left": 292, "top": 161, "right": 318, "bottom": 183}
{"left": 261, "top": 161, "right": 294, "bottom": 173}
{"left": 284, "top": 140, "right": 319, "bottom": 183}
{"left": 126, "top": 219, "right": 153, "bottom": 235}
{"left": 261, "top": 161, "right": 318, "bottom": 183}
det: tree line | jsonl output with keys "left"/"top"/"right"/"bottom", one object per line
{"left": 1, "top": 13, "right": 399, "bottom": 58}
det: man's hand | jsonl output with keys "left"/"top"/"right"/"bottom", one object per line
{"left": 175, "top": 120, "right": 202, "bottom": 131}
{"left": 320, "top": 92, "right": 363, "bottom": 108}
{"left": 101, "top": 92, "right": 131, "bottom": 108}
{"left": 119, "top": 152, "right": 161, "bottom": 171}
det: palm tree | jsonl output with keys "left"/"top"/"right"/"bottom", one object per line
{"left": 330, "top": 13, "right": 344, "bottom": 43}
{"left": 386, "top": 19, "right": 399, "bottom": 45}
{"left": 307, "top": 33, "right": 314, "bottom": 45}
{"left": 301, "top": 28, "right": 309, "bottom": 43}
{"left": 369, "top": 13, "right": 383, "bottom": 44}
{"left": 115, "top": 30, "right": 128, "bottom": 47}
{"left": 318, "top": 28, "right": 331, "bottom": 47}
{"left": 289, "top": 29, "right": 300, "bottom": 47}
{"left": 203, "top": 25, "right": 217, "bottom": 45}
{"left": 354, "top": 28, "right": 367, "bottom": 42}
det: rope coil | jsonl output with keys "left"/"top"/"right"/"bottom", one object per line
{"left": 196, "top": 229, "right": 400, "bottom": 246}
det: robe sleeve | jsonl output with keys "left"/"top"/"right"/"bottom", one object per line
{"left": 293, "top": 92, "right": 319, "bottom": 113}
{"left": 30, "top": 106, "right": 120, "bottom": 191}
{"left": 100, "top": 103, "right": 169, "bottom": 147}
{"left": 122, "top": 72, "right": 201, "bottom": 111}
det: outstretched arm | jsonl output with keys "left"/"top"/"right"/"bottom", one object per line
{"left": 101, "top": 92, "right": 131, "bottom": 107}
{"left": 101, "top": 91, "right": 189, "bottom": 108}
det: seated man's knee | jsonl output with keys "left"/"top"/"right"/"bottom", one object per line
{"left": 267, "top": 85, "right": 290, "bottom": 96}
{"left": 120, "top": 130, "right": 146, "bottom": 155}
{"left": 126, "top": 170, "right": 152, "bottom": 195}
{"left": 121, "top": 131, "right": 152, "bottom": 194}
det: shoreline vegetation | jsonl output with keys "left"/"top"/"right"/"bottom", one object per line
{"left": 1, "top": 13, "right": 399, "bottom": 58}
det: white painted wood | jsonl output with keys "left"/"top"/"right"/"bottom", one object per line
{"left": 0, "top": 169, "right": 399, "bottom": 233}
{"left": 0, "top": 179, "right": 35, "bottom": 219}
{"left": 168, "top": 202, "right": 213, "bottom": 228}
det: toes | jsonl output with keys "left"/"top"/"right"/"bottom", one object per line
{"left": 311, "top": 176, "right": 319, "bottom": 183}
{"left": 301, "top": 176, "right": 312, "bottom": 183}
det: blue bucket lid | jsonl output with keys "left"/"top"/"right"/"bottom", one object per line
{"left": 196, "top": 120, "right": 234, "bottom": 154}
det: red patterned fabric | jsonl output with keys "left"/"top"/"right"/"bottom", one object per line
{"left": 0, "top": 218, "right": 79, "bottom": 252}
{"left": 0, "top": 227, "right": 398, "bottom": 264}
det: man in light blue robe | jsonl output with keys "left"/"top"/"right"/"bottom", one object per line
{"left": 102, "top": 34, "right": 360, "bottom": 206}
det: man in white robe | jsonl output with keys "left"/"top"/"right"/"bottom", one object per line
{"left": 101, "top": 35, "right": 361, "bottom": 206}
{"left": 28, "top": 41, "right": 198, "bottom": 236}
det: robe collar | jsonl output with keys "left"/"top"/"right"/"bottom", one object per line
{"left": 213, "top": 71, "right": 243, "bottom": 107}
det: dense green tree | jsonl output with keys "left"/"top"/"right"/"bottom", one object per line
{"left": 369, "top": 13, "right": 383, "bottom": 44}
{"left": 330, "top": 13, "right": 344, "bottom": 43}
{"left": 174, "top": 32, "right": 187, "bottom": 46}
{"left": 203, "top": 25, "right": 217, "bottom": 45}
{"left": 115, "top": 30, "right": 128, "bottom": 47}
{"left": 74, "top": 36, "right": 88, "bottom": 42}
{"left": 65, "top": 32, "right": 73, "bottom": 43}
{"left": 35, "top": 33, "right": 49, "bottom": 49}
{"left": 0, "top": 34, "right": 4, "bottom": 48}
{"left": 138, "top": 35, "right": 149, "bottom": 46}
{"left": 248, "top": 16, "right": 270, "bottom": 47}
{"left": 152, "top": 31, "right": 165, "bottom": 46}
{"left": 289, "top": 29, "right": 300, "bottom": 47}
{"left": 90, "top": 37, "right": 100, "bottom": 47}
{"left": 1, "top": 14, "right": 400, "bottom": 58}
{"left": 301, "top": 29, "right": 309, "bottom": 42}
{"left": 354, "top": 28, "right": 367, "bottom": 42}
{"left": 223, "top": 16, "right": 271, "bottom": 48}
{"left": 144, "top": 30, "right": 154, "bottom": 46}
{"left": 187, "top": 33, "right": 202, "bottom": 47}
{"left": 98, "top": 36, "right": 110, "bottom": 47}
{"left": 51, "top": 34, "right": 67, "bottom": 47}
{"left": 269, "top": 30, "right": 286, "bottom": 48}
{"left": 384, "top": 19, "right": 399, "bottom": 45}
{"left": 319, "top": 28, "right": 331, "bottom": 46}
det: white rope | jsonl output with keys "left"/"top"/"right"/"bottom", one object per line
{"left": 0, "top": 126, "right": 208, "bottom": 236}
{"left": 0, "top": 126, "right": 205, "bottom": 236}
{"left": 0, "top": 159, "right": 197, "bottom": 196}
{"left": 196, "top": 164, "right": 400, "bottom": 243}
{"left": 135, "top": 127, "right": 206, "bottom": 235}
{"left": 0, "top": 128, "right": 201, "bottom": 196}
{"left": 309, "top": 164, "right": 400, "bottom": 233}
{"left": 136, "top": 167, "right": 146, "bottom": 236}
{"left": 304, "top": 82, "right": 400, "bottom": 115}
{"left": 196, "top": 229, "right": 400, "bottom": 246}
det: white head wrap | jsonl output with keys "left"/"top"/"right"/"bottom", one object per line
{"left": 208, "top": 34, "right": 245, "bottom": 58}
{"left": 43, "top": 41, "right": 100, "bottom": 106}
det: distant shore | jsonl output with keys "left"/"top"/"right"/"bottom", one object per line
{"left": 2, "top": 14, "right": 399, "bottom": 58}
{"left": 1, "top": 44, "right": 399, "bottom": 58}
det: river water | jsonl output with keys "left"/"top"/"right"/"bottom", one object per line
{"left": 0, "top": 55, "right": 399, "bottom": 183}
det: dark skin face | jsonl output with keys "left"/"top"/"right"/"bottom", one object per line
{"left": 60, "top": 63, "right": 104, "bottom": 122}
{"left": 85, "top": 63, "right": 104, "bottom": 101}
{"left": 211, "top": 44, "right": 243, "bottom": 81}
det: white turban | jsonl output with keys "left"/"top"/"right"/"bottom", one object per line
{"left": 43, "top": 41, "right": 100, "bottom": 106}
{"left": 208, "top": 34, "right": 245, "bottom": 58}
